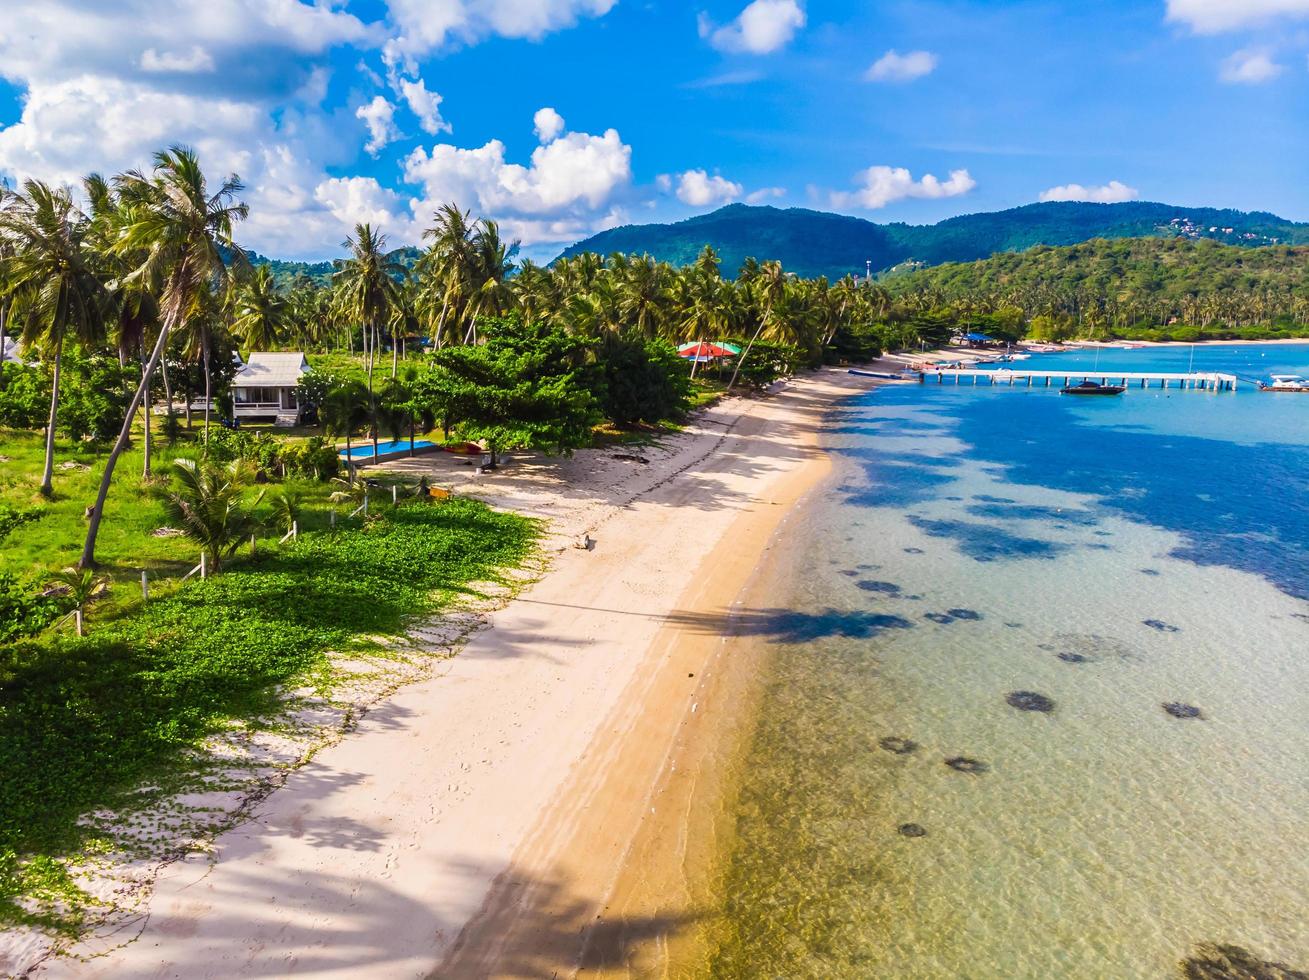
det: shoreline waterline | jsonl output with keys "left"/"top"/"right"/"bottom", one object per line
{"left": 435, "top": 370, "right": 861, "bottom": 978}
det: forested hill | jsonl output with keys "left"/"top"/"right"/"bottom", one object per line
{"left": 558, "top": 202, "right": 1309, "bottom": 280}
{"left": 243, "top": 246, "right": 422, "bottom": 288}
{"left": 884, "top": 237, "right": 1309, "bottom": 326}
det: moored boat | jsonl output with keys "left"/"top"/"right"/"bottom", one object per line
{"left": 1258, "top": 375, "right": 1309, "bottom": 392}
{"left": 1061, "top": 380, "right": 1126, "bottom": 396}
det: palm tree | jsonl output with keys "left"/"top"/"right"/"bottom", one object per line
{"left": 48, "top": 566, "right": 107, "bottom": 636}
{"left": 729, "top": 260, "right": 787, "bottom": 390}
{"left": 233, "top": 265, "right": 289, "bottom": 352}
{"left": 80, "top": 146, "right": 247, "bottom": 568}
{"left": 0, "top": 180, "right": 106, "bottom": 496}
{"left": 321, "top": 378, "right": 370, "bottom": 480}
{"left": 334, "top": 223, "right": 400, "bottom": 391}
{"left": 162, "top": 457, "right": 263, "bottom": 573}
{"left": 417, "top": 203, "right": 476, "bottom": 348}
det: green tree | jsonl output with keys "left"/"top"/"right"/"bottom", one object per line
{"left": 161, "top": 457, "right": 263, "bottom": 573}
{"left": 420, "top": 316, "right": 600, "bottom": 463}
{"left": 80, "top": 147, "right": 247, "bottom": 568}
{"left": 233, "top": 265, "right": 290, "bottom": 353}
{"left": 0, "top": 180, "right": 107, "bottom": 496}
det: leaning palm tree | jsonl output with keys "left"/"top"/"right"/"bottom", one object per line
{"left": 334, "top": 223, "right": 400, "bottom": 392}
{"left": 321, "top": 377, "right": 370, "bottom": 480}
{"left": 728, "top": 259, "right": 788, "bottom": 390}
{"left": 80, "top": 146, "right": 247, "bottom": 568}
{"left": 162, "top": 457, "right": 262, "bottom": 573}
{"left": 232, "top": 265, "right": 289, "bottom": 353}
{"left": 0, "top": 180, "right": 107, "bottom": 496}
{"left": 417, "top": 203, "right": 477, "bottom": 348}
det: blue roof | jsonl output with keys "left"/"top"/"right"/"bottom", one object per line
{"left": 963, "top": 332, "right": 995, "bottom": 341}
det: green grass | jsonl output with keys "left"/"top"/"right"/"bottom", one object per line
{"left": 0, "top": 498, "right": 537, "bottom": 931}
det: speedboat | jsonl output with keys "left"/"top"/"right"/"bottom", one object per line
{"left": 1259, "top": 375, "right": 1309, "bottom": 392}
{"left": 1061, "top": 380, "right": 1126, "bottom": 396}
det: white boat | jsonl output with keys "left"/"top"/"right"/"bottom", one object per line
{"left": 1259, "top": 375, "right": 1309, "bottom": 393}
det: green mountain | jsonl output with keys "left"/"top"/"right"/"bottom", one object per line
{"left": 557, "top": 202, "right": 1309, "bottom": 280}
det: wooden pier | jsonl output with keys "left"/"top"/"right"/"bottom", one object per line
{"left": 923, "top": 369, "right": 1240, "bottom": 391}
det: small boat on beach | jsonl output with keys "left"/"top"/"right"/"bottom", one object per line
{"left": 1061, "top": 380, "right": 1126, "bottom": 396}
{"left": 849, "top": 368, "right": 920, "bottom": 381}
{"left": 1258, "top": 375, "right": 1309, "bottom": 392}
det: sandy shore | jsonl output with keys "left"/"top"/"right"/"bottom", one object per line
{"left": 32, "top": 367, "right": 866, "bottom": 979}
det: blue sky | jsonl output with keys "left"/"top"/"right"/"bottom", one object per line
{"left": 2, "top": 1, "right": 1307, "bottom": 260}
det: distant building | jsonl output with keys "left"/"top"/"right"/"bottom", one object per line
{"left": 232, "top": 352, "right": 310, "bottom": 425}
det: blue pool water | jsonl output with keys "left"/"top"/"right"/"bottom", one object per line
{"left": 338, "top": 439, "right": 435, "bottom": 460}
{"left": 702, "top": 344, "right": 1309, "bottom": 977}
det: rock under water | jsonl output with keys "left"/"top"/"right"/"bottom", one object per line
{"left": 1007, "top": 691, "right": 1056, "bottom": 713}
{"left": 1163, "top": 702, "right": 1204, "bottom": 720}
{"left": 878, "top": 736, "right": 919, "bottom": 755}
{"left": 897, "top": 823, "right": 928, "bottom": 838}
{"left": 944, "top": 756, "right": 989, "bottom": 774}
{"left": 1179, "top": 942, "right": 1307, "bottom": 979}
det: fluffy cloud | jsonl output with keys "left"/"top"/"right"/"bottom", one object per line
{"left": 864, "top": 50, "right": 938, "bottom": 83}
{"left": 700, "top": 0, "right": 806, "bottom": 55}
{"left": 534, "top": 107, "right": 566, "bottom": 143}
{"left": 1219, "top": 49, "right": 1284, "bottom": 83}
{"left": 398, "top": 77, "right": 450, "bottom": 135}
{"left": 831, "top": 166, "right": 975, "bottom": 210}
{"left": 400, "top": 113, "right": 633, "bottom": 243}
{"left": 0, "top": 0, "right": 627, "bottom": 258}
{"left": 1166, "top": 0, "right": 1309, "bottom": 33}
{"left": 384, "top": 0, "right": 617, "bottom": 60}
{"left": 314, "top": 175, "right": 406, "bottom": 229}
{"left": 671, "top": 169, "right": 743, "bottom": 206}
{"left": 1039, "top": 180, "right": 1139, "bottom": 203}
{"left": 140, "top": 46, "right": 216, "bottom": 73}
{"left": 357, "top": 96, "right": 400, "bottom": 156}
{"left": 746, "top": 186, "right": 787, "bottom": 203}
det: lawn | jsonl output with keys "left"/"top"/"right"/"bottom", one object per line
{"left": 0, "top": 419, "right": 539, "bottom": 933}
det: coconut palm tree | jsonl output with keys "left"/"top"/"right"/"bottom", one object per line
{"left": 0, "top": 180, "right": 107, "bottom": 496}
{"left": 233, "top": 265, "right": 289, "bottom": 353}
{"left": 417, "top": 203, "right": 476, "bottom": 348}
{"left": 80, "top": 146, "right": 247, "bottom": 569}
{"left": 162, "top": 457, "right": 263, "bottom": 573}
{"left": 334, "top": 223, "right": 400, "bottom": 392}
{"left": 729, "top": 260, "right": 787, "bottom": 390}
{"left": 321, "top": 377, "right": 370, "bottom": 480}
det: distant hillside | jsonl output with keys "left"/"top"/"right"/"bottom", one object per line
{"left": 243, "top": 247, "right": 422, "bottom": 288}
{"left": 558, "top": 202, "right": 1309, "bottom": 280}
{"left": 884, "top": 236, "right": 1309, "bottom": 327}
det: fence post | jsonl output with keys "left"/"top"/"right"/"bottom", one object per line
{"left": 74, "top": 608, "right": 83, "bottom": 636}
{"left": 330, "top": 510, "right": 336, "bottom": 528}
{"left": 292, "top": 520, "right": 298, "bottom": 540}
{"left": 363, "top": 493, "right": 369, "bottom": 518}
{"left": 141, "top": 570, "right": 149, "bottom": 602}
{"left": 392, "top": 484, "right": 398, "bottom": 505}
{"left": 200, "top": 552, "right": 208, "bottom": 580}
{"left": 251, "top": 533, "right": 257, "bottom": 555}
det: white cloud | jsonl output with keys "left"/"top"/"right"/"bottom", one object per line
{"left": 701, "top": 0, "right": 806, "bottom": 55}
{"left": 1219, "top": 49, "right": 1284, "bottom": 83}
{"left": 140, "top": 46, "right": 215, "bottom": 73}
{"left": 673, "top": 169, "right": 743, "bottom": 206}
{"left": 314, "top": 175, "right": 406, "bottom": 229}
{"left": 746, "top": 186, "right": 787, "bottom": 203}
{"left": 1166, "top": 0, "right": 1309, "bottom": 33}
{"left": 400, "top": 115, "right": 634, "bottom": 244}
{"left": 398, "top": 77, "right": 450, "bottom": 135}
{"left": 864, "top": 49, "right": 938, "bottom": 83}
{"left": 831, "top": 166, "right": 976, "bottom": 210}
{"left": 357, "top": 96, "right": 400, "bottom": 156}
{"left": 534, "top": 107, "right": 566, "bottom": 143}
{"left": 1039, "top": 180, "right": 1140, "bottom": 203}
{"left": 0, "top": 0, "right": 622, "bottom": 258}
{"left": 384, "top": 0, "right": 617, "bottom": 60}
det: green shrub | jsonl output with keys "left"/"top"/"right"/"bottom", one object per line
{"left": 0, "top": 570, "right": 67, "bottom": 644}
{"left": 281, "top": 436, "right": 340, "bottom": 481}
{"left": 0, "top": 364, "right": 50, "bottom": 429}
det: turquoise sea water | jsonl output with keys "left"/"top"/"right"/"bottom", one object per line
{"left": 705, "top": 345, "right": 1309, "bottom": 978}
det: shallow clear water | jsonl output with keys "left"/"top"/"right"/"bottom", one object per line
{"left": 705, "top": 345, "right": 1309, "bottom": 978}
{"left": 339, "top": 438, "right": 435, "bottom": 459}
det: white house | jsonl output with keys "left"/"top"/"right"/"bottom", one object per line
{"left": 232, "top": 352, "right": 310, "bottom": 425}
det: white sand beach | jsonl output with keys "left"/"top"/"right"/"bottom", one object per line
{"left": 30, "top": 368, "right": 866, "bottom": 979}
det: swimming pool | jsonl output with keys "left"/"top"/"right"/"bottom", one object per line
{"left": 338, "top": 439, "right": 436, "bottom": 460}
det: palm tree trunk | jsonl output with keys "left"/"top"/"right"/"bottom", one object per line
{"left": 434, "top": 296, "right": 449, "bottom": 350}
{"left": 0, "top": 306, "right": 8, "bottom": 365}
{"left": 728, "top": 315, "right": 770, "bottom": 391}
{"left": 39, "top": 334, "right": 63, "bottom": 497}
{"left": 141, "top": 347, "right": 152, "bottom": 479}
{"left": 202, "top": 333, "right": 212, "bottom": 447}
{"left": 391, "top": 331, "right": 398, "bottom": 378}
{"left": 160, "top": 353, "right": 174, "bottom": 425}
{"left": 80, "top": 321, "right": 172, "bottom": 569}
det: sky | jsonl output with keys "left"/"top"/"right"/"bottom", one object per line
{"left": 1, "top": 0, "right": 1308, "bottom": 262}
